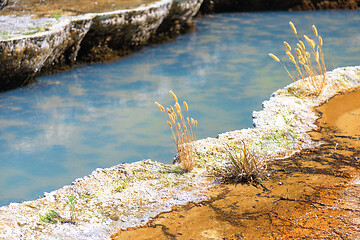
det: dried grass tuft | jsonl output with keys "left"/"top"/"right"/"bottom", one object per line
{"left": 155, "top": 91, "right": 197, "bottom": 171}
{"left": 223, "top": 140, "right": 267, "bottom": 182}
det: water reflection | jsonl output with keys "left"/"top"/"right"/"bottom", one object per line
{"left": 0, "top": 11, "right": 359, "bottom": 205}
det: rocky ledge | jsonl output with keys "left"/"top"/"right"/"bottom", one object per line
{"left": 0, "top": 0, "right": 203, "bottom": 91}
{"left": 0, "top": 66, "right": 359, "bottom": 239}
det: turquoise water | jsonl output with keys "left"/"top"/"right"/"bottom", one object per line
{"left": 0, "top": 11, "right": 359, "bottom": 205}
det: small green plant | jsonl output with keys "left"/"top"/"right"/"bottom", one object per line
{"left": 39, "top": 210, "right": 61, "bottom": 224}
{"left": 286, "top": 86, "right": 304, "bottom": 98}
{"left": 0, "top": 30, "right": 11, "bottom": 40}
{"left": 287, "top": 128, "right": 299, "bottom": 140}
{"left": 23, "top": 26, "right": 44, "bottom": 36}
{"left": 160, "top": 164, "right": 186, "bottom": 175}
{"left": 262, "top": 130, "right": 287, "bottom": 142}
{"left": 54, "top": 9, "right": 62, "bottom": 21}
{"left": 224, "top": 140, "right": 266, "bottom": 182}
{"left": 269, "top": 21, "right": 327, "bottom": 95}
{"left": 80, "top": 193, "right": 94, "bottom": 199}
{"left": 115, "top": 178, "right": 129, "bottom": 192}
{"left": 260, "top": 128, "right": 298, "bottom": 150}
{"left": 155, "top": 91, "right": 198, "bottom": 172}
{"left": 67, "top": 194, "right": 77, "bottom": 223}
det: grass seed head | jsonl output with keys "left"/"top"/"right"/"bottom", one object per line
{"left": 169, "top": 114, "right": 175, "bottom": 124}
{"left": 310, "top": 39, "right": 315, "bottom": 49}
{"left": 175, "top": 102, "right": 181, "bottom": 113}
{"left": 183, "top": 101, "right": 189, "bottom": 111}
{"left": 303, "top": 36, "right": 315, "bottom": 50}
{"left": 169, "top": 90, "right": 178, "bottom": 102}
{"left": 284, "top": 41, "right": 291, "bottom": 51}
{"left": 155, "top": 102, "right": 165, "bottom": 112}
{"left": 299, "top": 56, "right": 305, "bottom": 65}
{"left": 312, "top": 25, "right": 318, "bottom": 37}
{"left": 289, "top": 21, "right": 297, "bottom": 35}
{"left": 286, "top": 51, "right": 296, "bottom": 64}
{"left": 286, "top": 51, "right": 294, "bottom": 60}
{"left": 299, "top": 40, "right": 306, "bottom": 50}
{"left": 269, "top": 53, "right": 280, "bottom": 62}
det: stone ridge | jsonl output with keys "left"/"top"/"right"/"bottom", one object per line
{"left": 0, "top": 66, "right": 359, "bottom": 239}
{"left": 0, "top": 0, "right": 203, "bottom": 91}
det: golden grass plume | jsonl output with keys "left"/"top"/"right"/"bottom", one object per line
{"left": 155, "top": 91, "right": 197, "bottom": 171}
{"left": 269, "top": 21, "right": 327, "bottom": 95}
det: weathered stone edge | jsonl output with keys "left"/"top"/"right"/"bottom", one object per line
{"left": 0, "top": 0, "right": 203, "bottom": 91}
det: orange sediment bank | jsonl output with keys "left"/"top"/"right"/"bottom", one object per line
{"left": 113, "top": 89, "right": 360, "bottom": 239}
{"left": 317, "top": 88, "right": 360, "bottom": 136}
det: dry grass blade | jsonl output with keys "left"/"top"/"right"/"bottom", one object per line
{"left": 155, "top": 91, "right": 198, "bottom": 171}
{"left": 223, "top": 140, "right": 267, "bottom": 182}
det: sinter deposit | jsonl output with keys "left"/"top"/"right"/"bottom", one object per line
{"left": 0, "top": 66, "right": 359, "bottom": 239}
